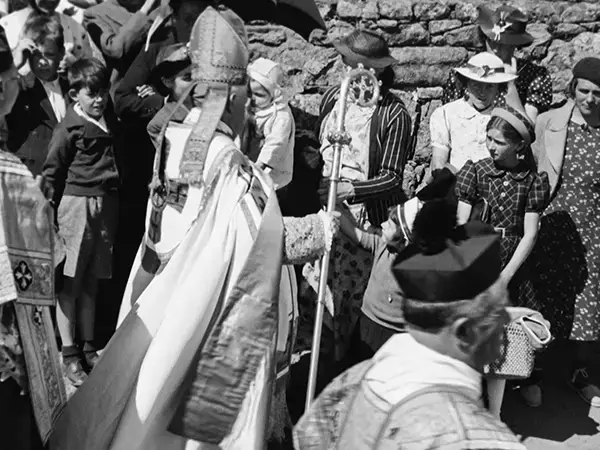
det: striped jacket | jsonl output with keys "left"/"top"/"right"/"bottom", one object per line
{"left": 316, "top": 87, "right": 412, "bottom": 226}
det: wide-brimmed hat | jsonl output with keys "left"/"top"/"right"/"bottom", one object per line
{"left": 454, "top": 52, "right": 518, "bottom": 84}
{"left": 333, "top": 29, "right": 398, "bottom": 69}
{"left": 477, "top": 5, "right": 534, "bottom": 47}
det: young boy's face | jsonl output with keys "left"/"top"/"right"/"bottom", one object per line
{"left": 163, "top": 66, "right": 193, "bottom": 102}
{"left": 71, "top": 87, "right": 109, "bottom": 119}
{"left": 29, "top": 39, "right": 64, "bottom": 82}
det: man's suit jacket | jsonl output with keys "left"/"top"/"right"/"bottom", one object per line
{"left": 5, "top": 77, "right": 71, "bottom": 177}
{"left": 83, "top": 0, "right": 156, "bottom": 96}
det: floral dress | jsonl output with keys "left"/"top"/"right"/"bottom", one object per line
{"left": 442, "top": 58, "right": 553, "bottom": 113}
{"left": 456, "top": 158, "right": 550, "bottom": 308}
{"left": 534, "top": 123, "right": 600, "bottom": 341}
{"left": 299, "top": 99, "right": 376, "bottom": 361}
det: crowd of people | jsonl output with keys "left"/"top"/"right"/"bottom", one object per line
{"left": 0, "top": 0, "right": 598, "bottom": 449}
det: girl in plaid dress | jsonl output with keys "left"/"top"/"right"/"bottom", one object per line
{"left": 455, "top": 105, "right": 550, "bottom": 410}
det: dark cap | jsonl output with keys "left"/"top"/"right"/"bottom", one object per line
{"left": 393, "top": 203, "right": 502, "bottom": 303}
{"left": 572, "top": 57, "right": 600, "bottom": 89}
{"left": 416, "top": 167, "right": 456, "bottom": 202}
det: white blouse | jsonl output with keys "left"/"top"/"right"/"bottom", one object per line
{"left": 429, "top": 98, "right": 493, "bottom": 172}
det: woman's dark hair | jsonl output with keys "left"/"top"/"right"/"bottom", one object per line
{"left": 568, "top": 77, "right": 579, "bottom": 98}
{"left": 486, "top": 116, "right": 523, "bottom": 147}
{"left": 23, "top": 12, "right": 64, "bottom": 50}
{"left": 67, "top": 57, "right": 110, "bottom": 93}
{"left": 378, "top": 66, "right": 395, "bottom": 89}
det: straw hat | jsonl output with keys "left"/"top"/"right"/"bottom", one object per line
{"left": 332, "top": 29, "right": 398, "bottom": 69}
{"left": 477, "top": 5, "right": 534, "bottom": 47}
{"left": 454, "top": 52, "right": 518, "bottom": 84}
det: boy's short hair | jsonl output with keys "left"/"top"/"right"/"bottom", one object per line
{"left": 67, "top": 58, "right": 110, "bottom": 93}
{"left": 22, "top": 12, "right": 65, "bottom": 50}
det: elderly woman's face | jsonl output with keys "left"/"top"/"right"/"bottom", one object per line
{"left": 467, "top": 80, "right": 499, "bottom": 110}
{"left": 573, "top": 78, "right": 600, "bottom": 117}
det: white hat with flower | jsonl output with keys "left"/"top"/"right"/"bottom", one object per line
{"left": 454, "top": 52, "right": 518, "bottom": 84}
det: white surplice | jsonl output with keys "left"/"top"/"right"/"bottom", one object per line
{"left": 50, "top": 120, "right": 294, "bottom": 450}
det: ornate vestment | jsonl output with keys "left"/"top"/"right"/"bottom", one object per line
{"left": 50, "top": 116, "right": 296, "bottom": 449}
{"left": 0, "top": 151, "right": 66, "bottom": 444}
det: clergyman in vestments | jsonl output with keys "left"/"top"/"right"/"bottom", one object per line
{"left": 50, "top": 5, "right": 337, "bottom": 450}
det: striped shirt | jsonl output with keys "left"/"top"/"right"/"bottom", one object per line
{"left": 317, "top": 87, "right": 412, "bottom": 226}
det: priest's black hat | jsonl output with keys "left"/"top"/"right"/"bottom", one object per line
{"left": 393, "top": 200, "right": 501, "bottom": 303}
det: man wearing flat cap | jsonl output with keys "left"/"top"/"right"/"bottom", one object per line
{"left": 295, "top": 198, "right": 526, "bottom": 449}
{"left": 442, "top": 4, "right": 552, "bottom": 123}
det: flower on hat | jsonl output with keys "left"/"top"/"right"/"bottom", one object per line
{"left": 491, "top": 18, "right": 511, "bottom": 42}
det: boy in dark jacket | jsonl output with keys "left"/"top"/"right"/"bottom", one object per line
{"left": 5, "top": 13, "right": 70, "bottom": 177}
{"left": 42, "top": 57, "right": 120, "bottom": 387}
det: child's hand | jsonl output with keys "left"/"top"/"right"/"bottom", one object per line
{"left": 137, "top": 85, "right": 156, "bottom": 98}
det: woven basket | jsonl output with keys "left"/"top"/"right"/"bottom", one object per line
{"left": 484, "top": 321, "right": 535, "bottom": 380}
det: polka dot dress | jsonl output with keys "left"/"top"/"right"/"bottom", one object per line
{"left": 534, "top": 123, "right": 600, "bottom": 341}
{"left": 442, "top": 58, "right": 553, "bottom": 113}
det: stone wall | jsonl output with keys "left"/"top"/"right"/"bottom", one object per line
{"left": 248, "top": 0, "right": 600, "bottom": 194}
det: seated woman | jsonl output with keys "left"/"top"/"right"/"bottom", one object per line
{"left": 430, "top": 52, "right": 517, "bottom": 174}
{"left": 442, "top": 5, "right": 552, "bottom": 123}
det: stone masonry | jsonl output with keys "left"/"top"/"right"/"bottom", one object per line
{"left": 248, "top": 0, "right": 600, "bottom": 195}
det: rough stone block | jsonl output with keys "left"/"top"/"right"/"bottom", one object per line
{"left": 582, "top": 22, "right": 600, "bottom": 32}
{"left": 429, "top": 19, "right": 462, "bottom": 35}
{"left": 363, "top": 1, "right": 380, "bottom": 19}
{"left": 531, "top": 2, "right": 567, "bottom": 24}
{"left": 248, "top": 27, "right": 287, "bottom": 46}
{"left": 417, "top": 87, "right": 444, "bottom": 100}
{"left": 432, "top": 35, "right": 446, "bottom": 45}
{"left": 444, "top": 25, "right": 483, "bottom": 47}
{"left": 554, "top": 23, "right": 586, "bottom": 39}
{"left": 561, "top": 4, "right": 600, "bottom": 23}
{"left": 385, "top": 23, "right": 430, "bottom": 46}
{"left": 414, "top": 0, "right": 451, "bottom": 20}
{"left": 391, "top": 46, "right": 468, "bottom": 65}
{"left": 453, "top": 1, "right": 483, "bottom": 21}
{"left": 520, "top": 23, "right": 553, "bottom": 59}
{"left": 378, "top": 0, "right": 413, "bottom": 20}
{"left": 377, "top": 19, "right": 399, "bottom": 29}
{"left": 390, "top": 47, "right": 468, "bottom": 86}
{"left": 337, "top": 0, "right": 363, "bottom": 19}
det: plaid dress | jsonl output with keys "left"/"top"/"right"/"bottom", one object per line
{"left": 456, "top": 158, "right": 550, "bottom": 309}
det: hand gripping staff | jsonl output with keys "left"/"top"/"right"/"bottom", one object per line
{"left": 305, "top": 64, "right": 381, "bottom": 409}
